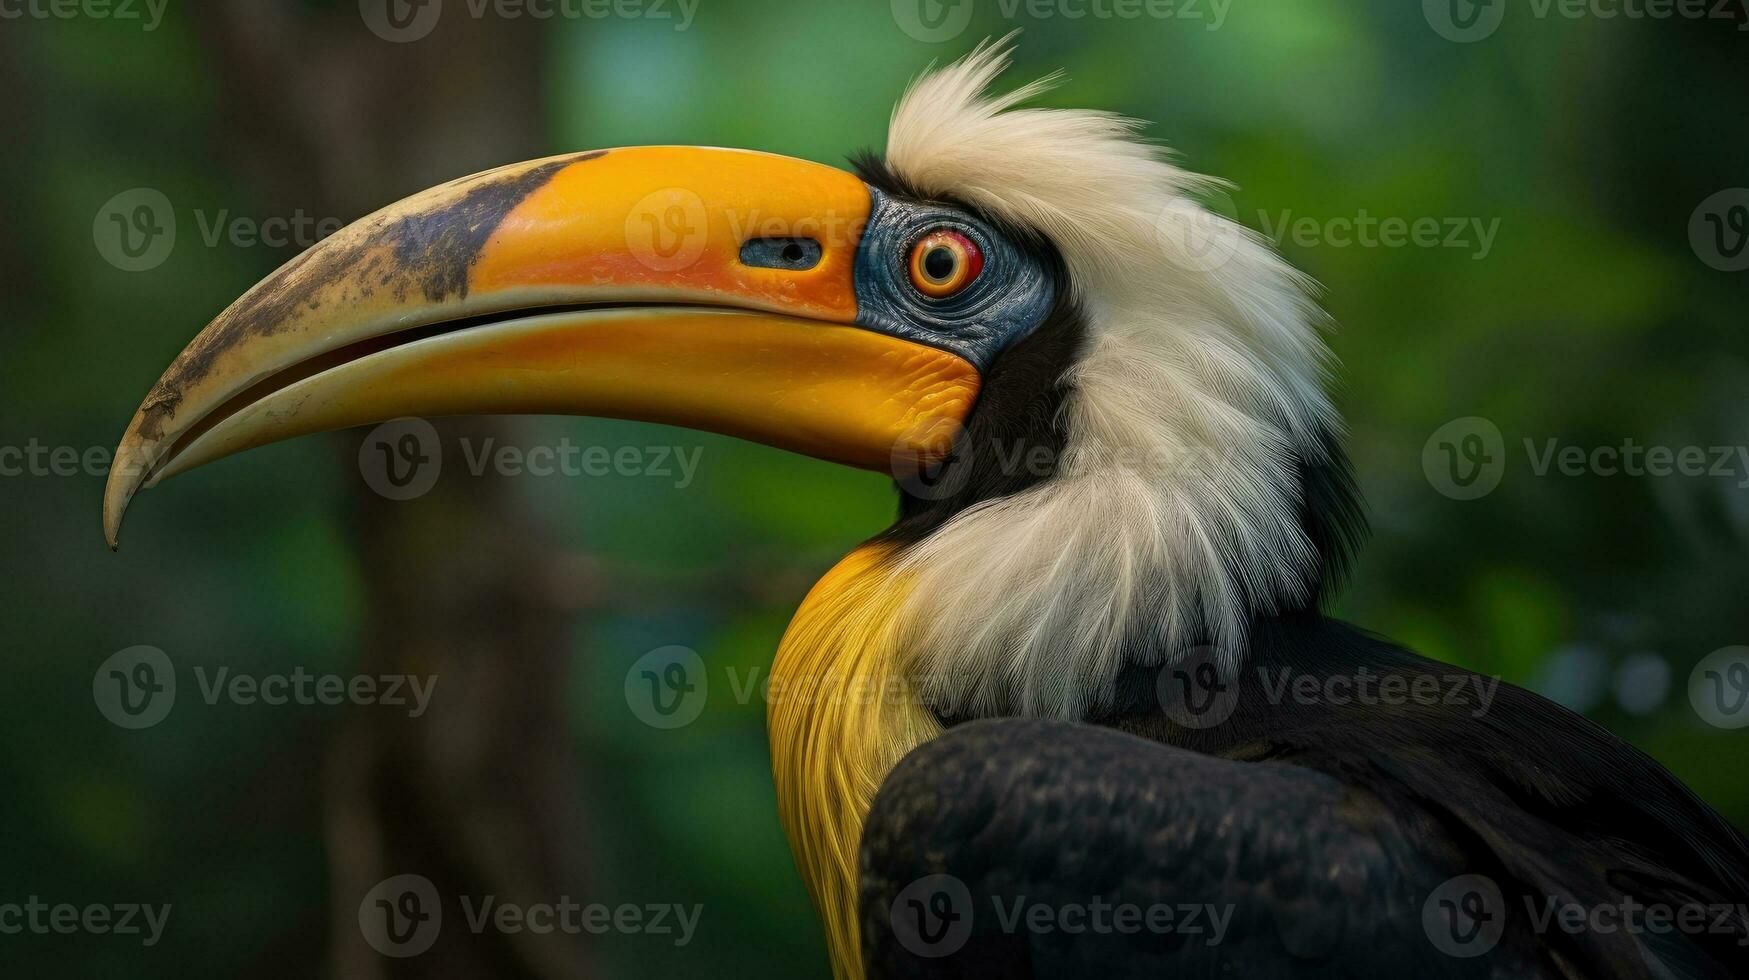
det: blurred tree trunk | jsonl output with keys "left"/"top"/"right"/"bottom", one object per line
{"left": 193, "top": 5, "right": 591, "bottom": 978}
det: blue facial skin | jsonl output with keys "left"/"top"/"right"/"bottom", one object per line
{"left": 852, "top": 186, "right": 1057, "bottom": 373}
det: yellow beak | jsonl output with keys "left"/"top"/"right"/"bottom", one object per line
{"left": 103, "top": 146, "right": 981, "bottom": 547}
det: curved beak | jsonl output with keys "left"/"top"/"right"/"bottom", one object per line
{"left": 103, "top": 147, "right": 981, "bottom": 548}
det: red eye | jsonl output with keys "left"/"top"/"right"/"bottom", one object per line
{"left": 907, "top": 229, "right": 983, "bottom": 298}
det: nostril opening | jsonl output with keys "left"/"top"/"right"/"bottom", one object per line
{"left": 740, "top": 237, "right": 823, "bottom": 271}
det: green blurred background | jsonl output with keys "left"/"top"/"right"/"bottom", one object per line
{"left": 3, "top": 0, "right": 1746, "bottom": 976}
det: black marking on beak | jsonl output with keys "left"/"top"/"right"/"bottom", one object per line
{"left": 134, "top": 150, "right": 607, "bottom": 440}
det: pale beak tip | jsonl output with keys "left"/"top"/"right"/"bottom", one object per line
{"left": 102, "top": 444, "right": 149, "bottom": 553}
{"left": 102, "top": 491, "right": 127, "bottom": 552}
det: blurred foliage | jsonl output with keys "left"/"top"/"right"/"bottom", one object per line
{"left": 2, "top": 1, "right": 1746, "bottom": 976}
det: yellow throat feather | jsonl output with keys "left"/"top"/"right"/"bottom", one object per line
{"left": 768, "top": 542, "right": 941, "bottom": 978}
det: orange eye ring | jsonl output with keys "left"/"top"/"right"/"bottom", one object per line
{"left": 907, "top": 229, "right": 984, "bottom": 299}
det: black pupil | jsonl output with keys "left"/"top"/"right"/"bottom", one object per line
{"left": 923, "top": 246, "right": 957, "bottom": 281}
{"left": 781, "top": 241, "right": 804, "bottom": 263}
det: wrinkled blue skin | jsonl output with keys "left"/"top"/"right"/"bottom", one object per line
{"left": 852, "top": 187, "right": 1057, "bottom": 372}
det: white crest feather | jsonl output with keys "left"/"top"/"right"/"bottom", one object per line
{"left": 884, "top": 38, "right": 1342, "bottom": 719}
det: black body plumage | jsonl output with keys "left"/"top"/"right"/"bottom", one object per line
{"left": 861, "top": 618, "right": 1749, "bottom": 978}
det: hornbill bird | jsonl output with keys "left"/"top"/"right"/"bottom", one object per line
{"left": 104, "top": 41, "right": 1746, "bottom": 979}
